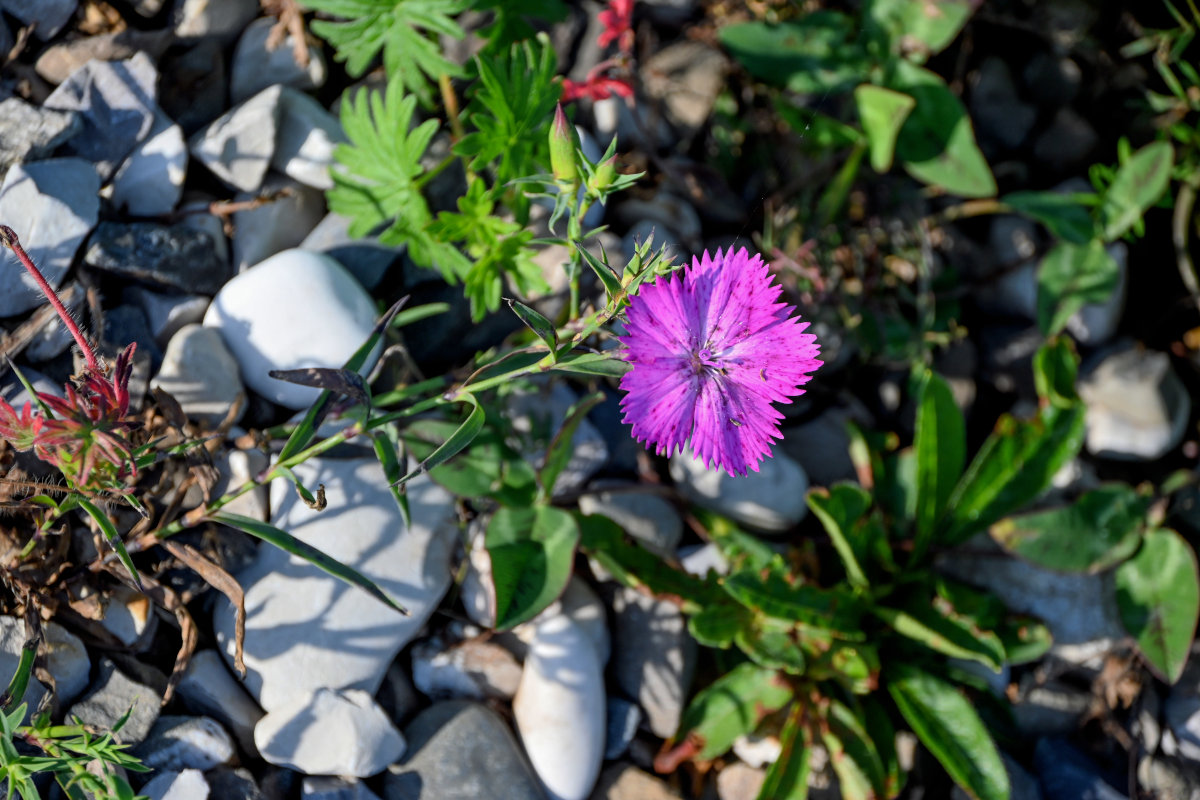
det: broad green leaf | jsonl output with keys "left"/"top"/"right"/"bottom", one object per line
{"left": 866, "top": 0, "right": 974, "bottom": 58}
{"left": 673, "top": 662, "right": 794, "bottom": 761}
{"left": 820, "top": 698, "right": 889, "bottom": 800}
{"left": 1115, "top": 528, "right": 1200, "bottom": 683}
{"left": 991, "top": 484, "right": 1149, "bottom": 573}
{"left": 735, "top": 616, "right": 807, "bottom": 674}
{"left": 539, "top": 391, "right": 605, "bottom": 499}
{"left": 855, "top": 84, "right": 916, "bottom": 172}
{"left": 774, "top": 99, "right": 863, "bottom": 148}
{"left": 1100, "top": 141, "right": 1174, "bottom": 240}
{"left": 1032, "top": 336, "right": 1079, "bottom": 409}
{"left": 757, "top": 704, "right": 811, "bottom": 800}
{"left": 872, "top": 598, "right": 1005, "bottom": 671}
{"left": 1002, "top": 190, "right": 1095, "bottom": 243}
{"left": 1036, "top": 240, "right": 1120, "bottom": 336}
{"left": 719, "top": 14, "right": 869, "bottom": 95}
{"left": 578, "top": 513, "right": 724, "bottom": 610}
{"left": 486, "top": 505, "right": 579, "bottom": 629}
{"left": 77, "top": 498, "right": 139, "bottom": 585}
{"left": 941, "top": 403, "right": 1086, "bottom": 547}
{"left": 913, "top": 370, "right": 966, "bottom": 559}
{"left": 888, "top": 663, "right": 1009, "bottom": 800}
{"left": 806, "top": 484, "right": 871, "bottom": 587}
{"left": 722, "top": 566, "right": 865, "bottom": 637}
{"left": 891, "top": 61, "right": 996, "bottom": 197}
{"left": 213, "top": 512, "right": 407, "bottom": 614}
{"left": 689, "top": 603, "right": 752, "bottom": 648}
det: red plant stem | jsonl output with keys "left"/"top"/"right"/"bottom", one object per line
{"left": 0, "top": 224, "right": 98, "bottom": 372}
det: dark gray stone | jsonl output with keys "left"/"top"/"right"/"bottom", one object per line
{"left": 384, "top": 701, "right": 545, "bottom": 800}
{"left": 605, "top": 697, "right": 641, "bottom": 760}
{"left": 1034, "top": 737, "right": 1128, "bottom": 800}
{"left": 205, "top": 767, "right": 265, "bottom": 800}
{"left": 67, "top": 658, "right": 161, "bottom": 744}
{"left": 132, "top": 715, "right": 235, "bottom": 771}
{"left": 158, "top": 40, "right": 228, "bottom": 136}
{"left": 85, "top": 222, "right": 230, "bottom": 295}
{"left": 302, "top": 776, "right": 381, "bottom": 800}
{"left": 609, "top": 587, "right": 695, "bottom": 739}
{"left": 0, "top": 97, "right": 80, "bottom": 180}
{"left": 300, "top": 213, "right": 406, "bottom": 291}
{"left": 0, "top": 0, "right": 76, "bottom": 39}
{"left": 103, "top": 305, "right": 164, "bottom": 369}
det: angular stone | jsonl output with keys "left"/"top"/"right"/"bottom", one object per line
{"left": 231, "top": 17, "right": 327, "bottom": 104}
{"left": 140, "top": 769, "right": 210, "bottom": 800}
{"left": 230, "top": 175, "right": 325, "bottom": 272}
{"left": 152, "top": 325, "right": 244, "bottom": 425}
{"left": 592, "top": 764, "right": 681, "bottom": 800}
{"left": 159, "top": 39, "right": 228, "bottom": 135}
{"left": 1079, "top": 342, "right": 1190, "bottom": 461}
{"left": 174, "top": 0, "right": 259, "bottom": 43}
{"left": 68, "top": 658, "right": 162, "bottom": 744}
{"left": 0, "top": 158, "right": 100, "bottom": 317}
{"left": 272, "top": 88, "right": 346, "bottom": 190}
{"left": 124, "top": 287, "right": 210, "bottom": 348}
{"left": 411, "top": 635, "right": 523, "bottom": 702}
{"left": 85, "top": 222, "right": 229, "bottom": 295}
{"left": 35, "top": 29, "right": 172, "bottom": 85}
{"left": 176, "top": 650, "right": 263, "bottom": 757}
{"left": 255, "top": 688, "right": 405, "bottom": 777}
{"left": 300, "top": 213, "right": 406, "bottom": 291}
{"left": 302, "top": 776, "right": 381, "bottom": 800}
{"left": 385, "top": 701, "right": 544, "bottom": 800}
{"left": 111, "top": 110, "right": 189, "bottom": 217}
{"left": 670, "top": 448, "right": 809, "bottom": 533}
{"left": 0, "top": 97, "right": 80, "bottom": 180}
{"left": 189, "top": 85, "right": 283, "bottom": 192}
{"left": 0, "top": 0, "right": 76, "bottom": 39}
{"left": 610, "top": 587, "right": 695, "bottom": 739}
{"left": 212, "top": 459, "right": 456, "bottom": 710}
{"left": 44, "top": 53, "right": 158, "bottom": 179}
{"left": 579, "top": 486, "right": 683, "bottom": 559}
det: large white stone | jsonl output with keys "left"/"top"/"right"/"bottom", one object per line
{"left": 512, "top": 614, "right": 605, "bottom": 800}
{"left": 111, "top": 109, "right": 188, "bottom": 216}
{"left": 203, "top": 249, "right": 379, "bottom": 408}
{"left": 670, "top": 448, "right": 809, "bottom": 532}
{"left": 255, "top": 688, "right": 404, "bottom": 777}
{"left": 213, "top": 458, "right": 456, "bottom": 711}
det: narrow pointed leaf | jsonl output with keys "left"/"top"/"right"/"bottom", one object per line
{"left": 1100, "top": 141, "right": 1174, "bottom": 240}
{"left": 757, "top": 703, "right": 811, "bottom": 800}
{"left": 575, "top": 241, "right": 624, "bottom": 299}
{"left": 913, "top": 370, "right": 965, "bottom": 559}
{"left": 393, "top": 392, "right": 485, "bottom": 487}
{"left": 77, "top": 497, "right": 139, "bottom": 584}
{"left": 507, "top": 298, "right": 558, "bottom": 352}
{"left": 212, "top": 511, "right": 408, "bottom": 615}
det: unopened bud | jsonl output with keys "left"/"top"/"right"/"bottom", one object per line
{"left": 591, "top": 155, "right": 617, "bottom": 192}
{"left": 549, "top": 104, "right": 578, "bottom": 186}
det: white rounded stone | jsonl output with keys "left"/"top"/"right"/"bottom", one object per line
{"left": 512, "top": 614, "right": 605, "bottom": 800}
{"left": 669, "top": 448, "right": 809, "bottom": 532}
{"left": 204, "top": 249, "right": 379, "bottom": 408}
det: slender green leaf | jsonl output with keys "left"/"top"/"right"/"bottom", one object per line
{"left": 820, "top": 698, "right": 889, "bottom": 800}
{"left": 872, "top": 600, "right": 1004, "bottom": 672}
{"left": 371, "top": 423, "right": 412, "bottom": 528}
{"left": 806, "top": 484, "right": 871, "bottom": 587}
{"left": 486, "top": 505, "right": 579, "bottom": 629}
{"left": 673, "top": 662, "right": 794, "bottom": 761}
{"left": 212, "top": 511, "right": 408, "bottom": 614}
{"left": 1100, "top": 141, "right": 1174, "bottom": 240}
{"left": 77, "top": 498, "right": 138, "bottom": 585}
{"left": 507, "top": 298, "right": 557, "bottom": 353}
{"left": 393, "top": 392, "right": 485, "bottom": 486}
{"left": 576, "top": 240, "right": 624, "bottom": 300}
{"left": 0, "top": 632, "right": 35, "bottom": 714}
{"left": 1115, "top": 528, "right": 1200, "bottom": 683}
{"left": 550, "top": 350, "right": 632, "bottom": 378}
{"left": 888, "top": 663, "right": 1009, "bottom": 800}
{"left": 855, "top": 84, "right": 916, "bottom": 172}
{"left": 405, "top": 420, "right": 537, "bottom": 506}
{"left": 913, "top": 370, "right": 965, "bottom": 559}
{"left": 758, "top": 704, "right": 811, "bottom": 800}
{"left": 991, "top": 484, "right": 1148, "bottom": 573}
{"left": 723, "top": 566, "right": 865, "bottom": 637}
{"left": 1036, "top": 239, "right": 1120, "bottom": 336}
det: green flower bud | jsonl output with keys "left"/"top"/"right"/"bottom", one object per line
{"left": 549, "top": 104, "right": 578, "bottom": 186}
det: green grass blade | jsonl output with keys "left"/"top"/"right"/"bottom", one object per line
{"left": 77, "top": 498, "right": 139, "bottom": 585}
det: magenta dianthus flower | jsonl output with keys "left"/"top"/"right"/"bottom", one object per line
{"left": 618, "top": 248, "right": 822, "bottom": 477}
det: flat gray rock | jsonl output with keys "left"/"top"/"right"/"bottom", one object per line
{"left": 0, "top": 158, "right": 100, "bottom": 317}
{"left": 175, "top": 650, "right": 262, "bottom": 757}
{"left": 140, "top": 769, "right": 210, "bottom": 800}
{"left": 67, "top": 658, "right": 162, "bottom": 744}
{"left": 0, "top": 97, "right": 80, "bottom": 180}
{"left": 302, "top": 776, "right": 382, "bottom": 800}
{"left": 610, "top": 587, "right": 695, "bottom": 739}
{"left": 111, "top": 109, "right": 188, "bottom": 216}
{"left": 44, "top": 52, "right": 158, "bottom": 179}
{"left": 231, "top": 18, "right": 327, "bottom": 104}
{"left": 384, "top": 701, "right": 545, "bottom": 800}
{"left": 272, "top": 88, "right": 346, "bottom": 190}
{"left": 255, "top": 688, "right": 404, "bottom": 777}
{"left": 670, "top": 448, "right": 809, "bottom": 533}
{"left": 84, "top": 221, "right": 230, "bottom": 295}
{"left": 230, "top": 175, "right": 325, "bottom": 272}
{"left": 213, "top": 458, "right": 456, "bottom": 711}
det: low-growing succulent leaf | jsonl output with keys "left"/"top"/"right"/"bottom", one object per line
{"left": 887, "top": 663, "right": 1009, "bottom": 800}
{"left": 719, "top": 13, "right": 868, "bottom": 95}
{"left": 1036, "top": 239, "right": 1120, "bottom": 336}
{"left": 913, "top": 369, "right": 965, "bottom": 560}
{"left": 855, "top": 84, "right": 916, "bottom": 172}
{"left": 1115, "top": 528, "right": 1200, "bottom": 683}
{"left": 734, "top": 616, "right": 807, "bottom": 674}
{"left": 872, "top": 596, "right": 1005, "bottom": 672}
{"left": 486, "top": 504, "right": 579, "bottom": 629}
{"left": 722, "top": 564, "right": 866, "bottom": 638}
{"left": 671, "top": 662, "right": 794, "bottom": 762}
{"left": 1002, "top": 190, "right": 1095, "bottom": 243}
{"left": 890, "top": 61, "right": 997, "bottom": 198}
{"left": 689, "top": 602, "right": 752, "bottom": 648}
{"left": 991, "top": 484, "right": 1149, "bottom": 573}
{"left": 303, "top": 0, "right": 469, "bottom": 102}
{"left": 821, "top": 698, "right": 890, "bottom": 800}
{"left": 1099, "top": 140, "right": 1174, "bottom": 241}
